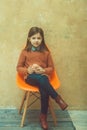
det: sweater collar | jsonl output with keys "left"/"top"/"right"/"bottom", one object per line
{"left": 31, "top": 46, "right": 40, "bottom": 51}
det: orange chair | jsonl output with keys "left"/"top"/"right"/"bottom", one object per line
{"left": 16, "top": 70, "right": 60, "bottom": 127}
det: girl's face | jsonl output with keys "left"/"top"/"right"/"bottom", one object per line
{"left": 29, "top": 33, "right": 42, "bottom": 47}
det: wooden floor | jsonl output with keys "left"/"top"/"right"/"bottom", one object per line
{"left": 68, "top": 110, "right": 87, "bottom": 130}
{"left": 0, "top": 109, "right": 87, "bottom": 130}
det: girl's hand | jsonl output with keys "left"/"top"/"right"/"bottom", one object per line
{"left": 34, "top": 66, "right": 45, "bottom": 74}
{"left": 28, "top": 66, "right": 34, "bottom": 74}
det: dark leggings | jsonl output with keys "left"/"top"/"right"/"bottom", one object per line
{"left": 25, "top": 73, "right": 58, "bottom": 114}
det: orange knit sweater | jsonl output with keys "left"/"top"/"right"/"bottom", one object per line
{"left": 16, "top": 50, "right": 54, "bottom": 78}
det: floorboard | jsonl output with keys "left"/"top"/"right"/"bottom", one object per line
{"left": 0, "top": 109, "right": 87, "bottom": 130}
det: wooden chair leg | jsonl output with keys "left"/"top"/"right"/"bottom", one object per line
{"left": 21, "top": 91, "right": 30, "bottom": 127}
{"left": 49, "top": 97, "right": 57, "bottom": 126}
{"left": 19, "top": 91, "right": 27, "bottom": 114}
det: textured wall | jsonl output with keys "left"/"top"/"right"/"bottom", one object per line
{"left": 0, "top": 0, "right": 87, "bottom": 109}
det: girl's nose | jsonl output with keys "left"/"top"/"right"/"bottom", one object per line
{"left": 35, "top": 39, "right": 38, "bottom": 42}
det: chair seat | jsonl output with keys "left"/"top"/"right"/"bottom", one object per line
{"left": 17, "top": 71, "right": 60, "bottom": 92}
{"left": 17, "top": 74, "right": 39, "bottom": 92}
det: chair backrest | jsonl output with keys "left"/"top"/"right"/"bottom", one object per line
{"left": 16, "top": 70, "right": 60, "bottom": 92}
{"left": 50, "top": 70, "right": 60, "bottom": 89}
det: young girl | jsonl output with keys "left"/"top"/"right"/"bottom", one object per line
{"left": 16, "top": 27, "right": 68, "bottom": 130}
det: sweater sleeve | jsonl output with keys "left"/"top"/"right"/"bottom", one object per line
{"left": 16, "top": 50, "right": 28, "bottom": 77}
{"left": 44, "top": 52, "right": 54, "bottom": 75}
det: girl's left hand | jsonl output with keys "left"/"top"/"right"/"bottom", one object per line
{"left": 34, "top": 66, "right": 45, "bottom": 74}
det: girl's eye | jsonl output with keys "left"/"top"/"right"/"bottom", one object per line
{"left": 37, "top": 37, "right": 41, "bottom": 40}
{"left": 32, "top": 37, "right": 36, "bottom": 39}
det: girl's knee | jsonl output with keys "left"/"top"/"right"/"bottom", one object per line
{"left": 41, "top": 75, "right": 48, "bottom": 80}
{"left": 39, "top": 75, "right": 49, "bottom": 84}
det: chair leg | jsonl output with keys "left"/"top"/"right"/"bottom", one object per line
{"left": 49, "top": 97, "right": 57, "bottom": 126}
{"left": 21, "top": 91, "right": 30, "bottom": 127}
{"left": 19, "top": 91, "right": 27, "bottom": 114}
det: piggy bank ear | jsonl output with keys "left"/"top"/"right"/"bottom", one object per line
{"left": 33, "top": 64, "right": 36, "bottom": 66}
{"left": 33, "top": 64, "right": 39, "bottom": 67}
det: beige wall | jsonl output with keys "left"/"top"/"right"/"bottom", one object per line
{"left": 0, "top": 0, "right": 87, "bottom": 110}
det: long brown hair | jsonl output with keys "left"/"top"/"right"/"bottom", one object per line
{"left": 24, "top": 27, "right": 49, "bottom": 52}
